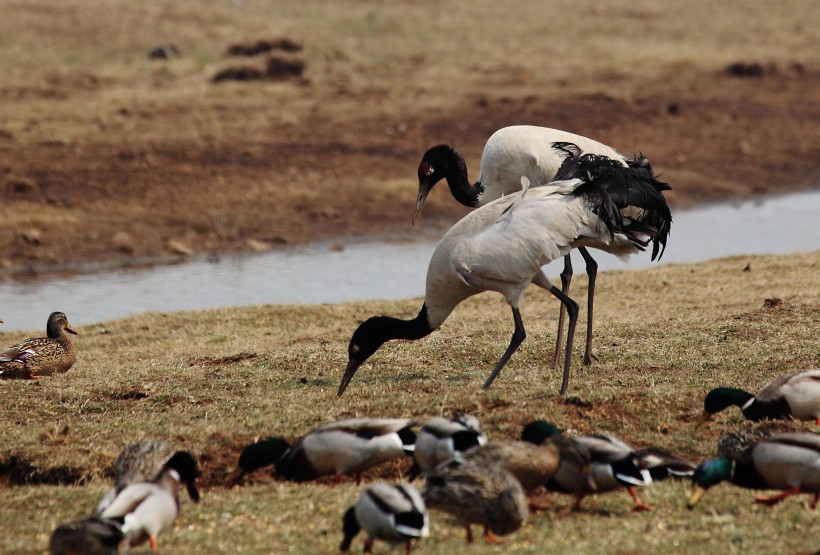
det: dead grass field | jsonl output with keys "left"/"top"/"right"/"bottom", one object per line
{"left": 1, "top": 0, "right": 819, "bottom": 276}
{"left": 0, "top": 251, "right": 818, "bottom": 553}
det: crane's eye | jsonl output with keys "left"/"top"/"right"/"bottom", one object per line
{"left": 426, "top": 168, "right": 434, "bottom": 176}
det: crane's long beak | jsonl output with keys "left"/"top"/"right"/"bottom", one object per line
{"left": 337, "top": 358, "right": 361, "bottom": 398}
{"left": 412, "top": 182, "right": 430, "bottom": 226}
{"left": 687, "top": 485, "right": 706, "bottom": 509}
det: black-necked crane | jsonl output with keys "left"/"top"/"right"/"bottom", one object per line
{"left": 414, "top": 125, "right": 671, "bottom": 368}
{"left": 339, "top": 147, "right": 669, "bottom": 398}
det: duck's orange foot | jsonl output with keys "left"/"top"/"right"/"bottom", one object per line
{"left": 483, "top": 527, "right": 505, "bottom": 545}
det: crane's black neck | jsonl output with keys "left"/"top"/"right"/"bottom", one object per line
{"left": 431, "top": 145, "right": 483, "bottom": 208}
{"left": 377, "top": 304, "right": 435, "bottom": 342}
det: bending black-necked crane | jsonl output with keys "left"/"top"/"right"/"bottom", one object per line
{"left": 414, "top": 125, "right": 671, "bottom": 368}
{"left": 340, "top": 148, "right": 666, "bottom": 398}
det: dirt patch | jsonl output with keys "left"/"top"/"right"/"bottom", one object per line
{"left": 226, "top": 38, "right": 303, "bottom": 57}
{"left": 0, "top": 455, "right": 88, "bottom": 487}
{"left": 1, "top": 65, "right": 818, "bottom": 279}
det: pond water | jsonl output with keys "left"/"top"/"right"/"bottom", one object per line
{"left": 1, "top": 190, "right": 818, "bottom": 332}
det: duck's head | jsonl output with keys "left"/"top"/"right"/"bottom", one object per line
{"left": 46, "top": 312, "right": 77, "bottom": 338}
{"left": 520, "top": 420, "right": 562, "bottom": 445}
{"left": 699, "top": 388, "right": 754, "bottom": 425}
{"left": 164, "top": 451, "right": 200, "bottom": 503}
{"left": 414, "top": 144, "right": 464, "bottom": 225}
{"left": 687, "top": 458, "right": 732, "bottom": 509}
{"left": 339, "top": 506, "right": 359, "bottom": 552}
{"left": 238, "top": 438, "right": 291, "bottom": 473}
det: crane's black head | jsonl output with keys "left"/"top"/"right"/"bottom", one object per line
{"left": 414, "top": 144, "right": 464, "bottom": 224}
{"left": 164, "top": 451, "right": 200, "bottom": 502}
{"left": 338, "top": 317, "right": 394, "bottom": 398}
{"left": 238, "top": 438, "right": 291, "bottom": 473}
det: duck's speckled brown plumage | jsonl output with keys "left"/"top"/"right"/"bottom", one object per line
{"left": 0, "top": 312, "right": 77, "bottom": 379}
{"left": 465, "top": 440, "right": 560, "bottom": 493}
{"left": 423, "top": 460, "right": 528, "bottom": 541}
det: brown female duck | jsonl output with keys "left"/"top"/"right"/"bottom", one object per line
{"left": 0, "top": 312, "right": 77, "bottom": 379}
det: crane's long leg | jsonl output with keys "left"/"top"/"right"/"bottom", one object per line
{"left": 548, "top": 284, "right": 579, "bottom": 397}
{"left": 552, "top": 254, "right": 573, "bottom": 369}
{"left": 578, "top": 247, "right": 598, "bottom": 366}
{"left": 482, "top": 307, "right": 526, "bottom": 390}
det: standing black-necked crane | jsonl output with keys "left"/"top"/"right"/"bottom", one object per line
{"left": 339, "top": 147, "right": 669, "bottom": 398}
{"left": 414, "top": 125, "right": 671, "bottom": 368}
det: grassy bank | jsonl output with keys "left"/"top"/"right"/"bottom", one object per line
{"left": 1, "top": 251, "right": 818, "bottom": 553}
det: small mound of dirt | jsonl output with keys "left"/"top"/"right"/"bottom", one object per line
{"left": 212, "top": 66, "right": 266, "bottom": 83}
{"left": 265, "top": 55, "right": 306, "bottom": 80}
{"left": 725, "top": 62, "right": 766, "bottom": 77}
{"left": 227, "top": 38, "right": 303, "bottom": 57}
{"left": 108, "top": 389, "right": 149, "bottom": 400}
{"left": 0, "top": 455, "right": 87, "bottom": 487}
{"left": 191, "top": 352, "right": 258, "bottom": 366}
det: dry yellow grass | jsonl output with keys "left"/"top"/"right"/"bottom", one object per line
{"left": 0, "top": 251, "right": 818, "bottom": 553}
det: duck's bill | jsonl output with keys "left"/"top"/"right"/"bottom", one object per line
{"left": 412, "top": 183, "right": 430, "bottom": 226}
{"left": 337, "top": 359, "right": 360, "bottom": 398}
{"left": 687, "top": 485, "right": 706, "bottom": 509}
{"left": 65, "top": 326, "right": 78, "bottom": 335}
{"left": 186, "top": 481, "right": 201, "bottom": 503}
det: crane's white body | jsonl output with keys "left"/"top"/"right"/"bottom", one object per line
{"left": 476, "top": 126, "right": 627, "bottom": 197}
{"left": 423, "top": 178, "right": 613, "bottom": 328}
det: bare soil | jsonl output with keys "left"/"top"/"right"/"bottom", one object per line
{"left": 1, "top": 6, "right": 818, "bottom": 279}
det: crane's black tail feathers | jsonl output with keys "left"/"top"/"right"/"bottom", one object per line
{"left": 551, "top": 142, "right": 673, "bottom": 260}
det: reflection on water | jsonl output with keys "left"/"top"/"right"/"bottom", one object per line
{"left": 1, "top": 190, "right": 818, "bottom": 331}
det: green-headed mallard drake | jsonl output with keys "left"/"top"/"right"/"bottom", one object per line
{"left": 701, "top": 369, "right": 820, "bottom": 424}
{"left": 688, "top": 431, "right": 820, "bottom": 510}
{"left": 412, "top": 415, "right": 487, "bottom": 475}
{"left": 49, "top": 517, "right": 124, "bottom": 555}
{"left": 0, "top": 311, "right": 77, "bottom": 379}
{"left": 423, "top": 460, "right": 527, "bottom": 544}
{"left": 340, "top": 482, "right": 429, "bottom": 554}
{"left": 521, "top": 420, "right": 692, "bottom": 512}
{"left": 95, "top": 440, "right": 200, "bottom": 515}
{"left": 238, "top": 417, "right": 416, "bottom": 483}
{"left": 98, "top": 451, "right": 200, "bottom": 553}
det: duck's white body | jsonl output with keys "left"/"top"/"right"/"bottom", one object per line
{"left": 414, "top": 415, "right": 487, "bottom": 473}
{"left": 752, "top": 433, "right": 820, "bottom": 492}
{"left": 99, "top": 469, "right": 182, "bottom": 552}
{"left": 757, "top": 369, "right": 820, "bottom": 422}
{"left": 357, "top": 483, "right": 429, "bottom": 542}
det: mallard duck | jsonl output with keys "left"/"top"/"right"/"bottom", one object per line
{"left": 521, "top": 420, "right": 691, "bottom": 512}
{"left": 95, "top": 440, "right": 200, "bottom": 515}
{"left": 238, "top": 418, "right": 416, "bottom": 483}
{"left": 412, "top": 415, "right": 487, "bottom": 475}
{"left": 0, "top": 311, "right": 77, "bottom": 379}
{"left": 340, "top": 483, "right": 429, "bottom": 554}
{"left": 716, "top": 423, "right": 798, "bottom": 459}
{"left": 701, "top": 369, "right": 820, "bottom": 424}
{"left": 464, "top": 439, "right": 561, "bottom": 494}
{"left": 98, "top": 451, "right": 200, "bottom": 553}
{"left": 423, "top": 460, "right": 528, "bottom": 544}
{"left": 688, "top": 432, "right": 820, "bottom": 509}
{"left": 49, "top": 517, "right": 124, "bottom": 555}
